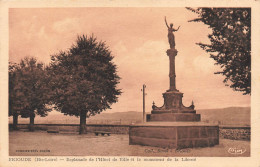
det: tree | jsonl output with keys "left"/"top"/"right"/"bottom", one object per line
{"left": 9, "top": 62, "right": 20, "bottom": 130}
{"left": 9, "top": 57, "right": 52, "bottom": 131}
{"left": 49, "top": 35, "right": 121, "bottom": 134}
{"left": 187, "top": 8, "right": 251, "bottom": 95}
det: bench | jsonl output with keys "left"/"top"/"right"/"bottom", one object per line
{"left": 47, "top": 127, "right": 59, "bottom": 133}
{"left": 94, "top": 131, "right": 111, "bottom": 136}
{"left": 47, "top": 130, "right": 59, "bottom": 133}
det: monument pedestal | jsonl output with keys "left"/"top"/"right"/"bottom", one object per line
{"left": 147, "top": 90, "right": 201, "bottom": 122}
{"left": 147, "top": 113, "right": 200, "bottom": 122}
{"left": 129, "top": 122, "right": 219, "bottom": 149}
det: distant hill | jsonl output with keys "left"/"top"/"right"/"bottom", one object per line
{"left": 197, "top": 107, "right": 250, "bottom": 126}
{"left": 9, "top": 111, "right": 144, "bottom": 125}
{"left": 9, "top": 107, "right": 250, "bottom": 126}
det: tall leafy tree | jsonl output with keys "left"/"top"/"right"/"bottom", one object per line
{"left": 9, "top": 57, "right": 52, "bottom": 131}
{"left": 187, "top": 8, "right": 251, "bottom": 95}
{"left": 49, "top": 35, "right": 121, "bottom": 134}
{"left": 9, "top": 62, "right": 20, "bottom": 130}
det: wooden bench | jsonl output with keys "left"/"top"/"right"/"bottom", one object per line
{"left": 47, "top": 127, "right": 59, "bottom": 133}
{"left": 94, "top": 131, "right": 111, "bottom": 136}
{"left": 47, "top": 130, "right": 59, "bottom": 133}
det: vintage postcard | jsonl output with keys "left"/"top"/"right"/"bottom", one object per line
{"left": 1, "top": 0, "right": 260, "bottom": 167}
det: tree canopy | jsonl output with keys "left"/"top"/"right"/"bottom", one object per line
{"left": 49, "top": 34, "right": 121, "bottom": 134}
{"left": 9, "top": 57, "right": 52, "bottom": 131}
{"left": 187, "top": 8, "right": 251, "bottom": 95}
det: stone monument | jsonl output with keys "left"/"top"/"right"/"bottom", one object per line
{"left": 129, "top": 17, "right": 219, "bottom": 149}
{"left": 146, "top": 17, "right": 200, "bottom": 122}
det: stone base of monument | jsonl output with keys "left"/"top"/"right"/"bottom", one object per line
{"left": 147, "top": 113, "right": 201, "bottom": 122}
{"left": 129, "top": 122, "right": 219, "bottom": 149}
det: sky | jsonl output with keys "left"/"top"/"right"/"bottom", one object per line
{"left": 9, "top": 7, "right": 250, "bottom": 113}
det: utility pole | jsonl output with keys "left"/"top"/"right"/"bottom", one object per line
{"left": 141, "top": 84, "right": 146, "bottom": 123}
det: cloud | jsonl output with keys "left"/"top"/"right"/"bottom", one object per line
{"left": 113, "top": 41, "right": 127, "bottom": 56}
{"left": 52, "top": 18, "right": 82, "bottom": 33}
{"left": 193, "top": 54, "right": 216, "bottom": 75}
{"left": 116, "top": 40, "right": 169, "bottom": 74}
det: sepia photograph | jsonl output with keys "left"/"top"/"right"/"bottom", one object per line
{"left": 1, "top": 1, "right": 260, "bottom": 167}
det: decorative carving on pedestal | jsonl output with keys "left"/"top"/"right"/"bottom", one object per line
{"left": 163, "top": 91, "right": 183, "bottom": 109}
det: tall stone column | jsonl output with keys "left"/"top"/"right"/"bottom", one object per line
{"left": 166, "top": 49, "right": 178, "bottom": 91}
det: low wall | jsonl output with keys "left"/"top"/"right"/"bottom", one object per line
{"left": 86, "top": 124, "right": 129, "bottom": 134}
{"left": 11, "top": 124, "right": 129, "bottom": 134}
{"left": 219, "top": 126, "right": 250, "bottom": 141}
{"left": 10, "top": 124, "right": 250, "bottom": 140}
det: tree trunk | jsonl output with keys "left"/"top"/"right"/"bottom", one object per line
{"left": 29, "top": 113, "right": 35, "bottom": 132}
{"left": 79, "top": 111, "right": 86, "bottom": 134}
{"left": 12, "top": 113, "right": 18, "bottom": 130}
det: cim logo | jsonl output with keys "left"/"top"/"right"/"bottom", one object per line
{"left": 228, "top": 147, "right": 246, "bottom": 155}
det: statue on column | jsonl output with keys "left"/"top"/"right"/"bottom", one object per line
{"left": 165, "top": 16, "right": 180, "bottom": 49}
